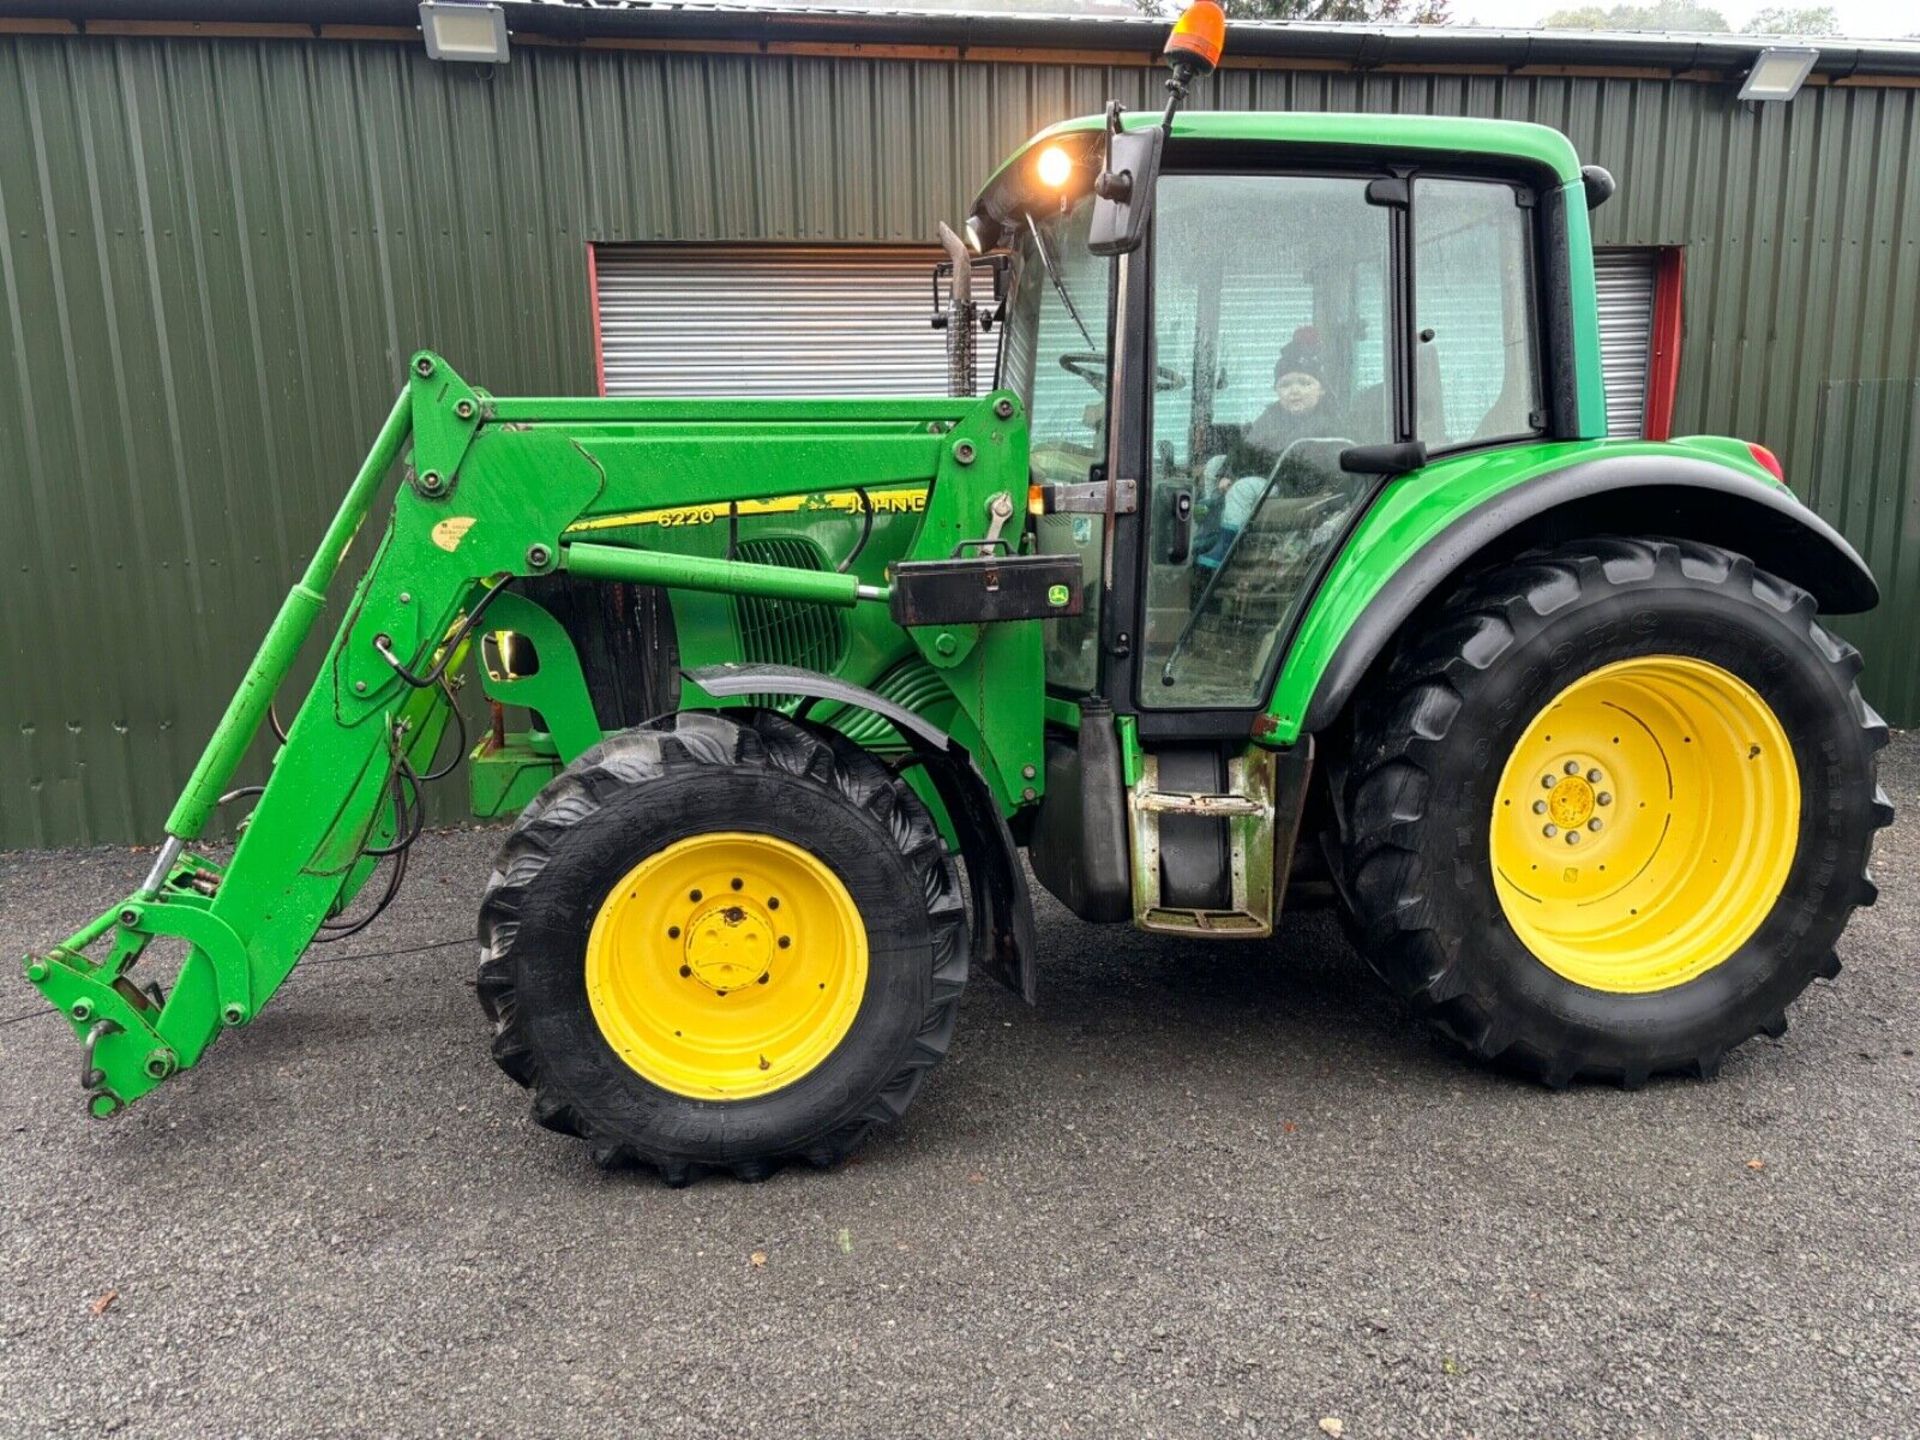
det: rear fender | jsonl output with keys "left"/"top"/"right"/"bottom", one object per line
{"left": 687, "top": 662, "right": 1038, "bottom": 1004}
{"left": 1288, "top": 450, "right": 1878, "bottom": 738}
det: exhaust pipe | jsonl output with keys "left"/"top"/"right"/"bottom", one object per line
{"left": 936, "top": 221, "right": 976, "bottom": 398}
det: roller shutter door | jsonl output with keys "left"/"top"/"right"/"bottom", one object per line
{"left": 593, "top": 245, "right": 949, "bottom": 397}
{"left": 1594, "top": 248, "right": 1657, "bottom": 438}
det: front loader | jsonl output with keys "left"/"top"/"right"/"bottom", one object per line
{"left": 26, "top": 3, "right": 1890, "bottom": 1181}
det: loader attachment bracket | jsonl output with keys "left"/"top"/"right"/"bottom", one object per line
{"left": 24, "top": 847, "right": 246, "bottom": 1117}
{"left": 687, "top": 663, "right": 1038, "bottom": 1003}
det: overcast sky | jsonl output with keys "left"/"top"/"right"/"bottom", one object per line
{"left": 1454, "top": 0, "right": 1914, "bottom": 37}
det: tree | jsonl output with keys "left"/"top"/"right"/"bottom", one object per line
{"left": 1542, "top": 1, "right": 1729, "bottom": 27}
{"left": 1746, "top": 5, "right": 1839, "bottom": 34}
{"left": 1136, "top": 0, "right": 1451, "bottom": 21}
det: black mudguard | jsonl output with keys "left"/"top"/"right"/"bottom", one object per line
{"left": 685, "top": 662, "right": 1039, "bottom": 1004}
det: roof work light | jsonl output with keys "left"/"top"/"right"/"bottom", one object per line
{"left": 419, "top": 1, "right": 511, "bottom": 64}
{"left": 1036, "top": 145, "right": 1075, "bottom": 188}
{"left": 1736, "top": 46, "right": 1818, "bottom": 102}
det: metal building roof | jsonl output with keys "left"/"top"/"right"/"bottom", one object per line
{"left": 7, "top": 0, "right": 1920, "bottom": 78}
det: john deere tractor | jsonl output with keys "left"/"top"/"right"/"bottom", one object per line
{"left": 25, "top": 4, "right": 1889, "bottom": 1183}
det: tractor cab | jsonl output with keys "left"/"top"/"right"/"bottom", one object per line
{"left": 978, "top": 112, "right": 1571, "bottom": 722}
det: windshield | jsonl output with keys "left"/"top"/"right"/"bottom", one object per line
{"left": 1002, "top": 198, "right": 1111, "bottom": 484}
{"left": 1001, "top": 197, "right": 1111, "bottom": 692}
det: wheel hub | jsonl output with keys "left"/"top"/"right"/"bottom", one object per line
{"left": 1546, "top": 771, "right": 1597, "bottom": 829}
{"left": 683, "top": 901, "right": 776, "bottom": 994}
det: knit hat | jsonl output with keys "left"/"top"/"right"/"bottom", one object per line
{"left": 1273, "top": 326, "right": 1327, "bottom": 387}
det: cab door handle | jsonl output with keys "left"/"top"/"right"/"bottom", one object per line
{"left": 1167, "top": 488, "right": 1193, "bottom": 564}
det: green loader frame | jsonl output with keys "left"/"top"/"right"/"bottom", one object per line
{"left": 28, "top": 355, "right": 1044, "bottom": 1116}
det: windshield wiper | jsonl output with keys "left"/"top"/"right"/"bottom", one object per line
{"left": 1025, "top": 212, "right": 1094, "bottom": 350}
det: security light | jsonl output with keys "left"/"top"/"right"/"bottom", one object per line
{"left": 1736, "top": 47, "right": 1817, "bottom": 102}
{"left": 419, "top": 1, "right": 510, "bottom": 64}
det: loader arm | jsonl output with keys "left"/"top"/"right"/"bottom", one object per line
{"left": 23, "top": 352, "right": 1042, "bottom": 1118}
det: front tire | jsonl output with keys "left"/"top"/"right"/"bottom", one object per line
{"left": 1341, "top": 537, "right": 1891, "bottom": 1086}
{"left": 477, "top": 710, "right": 966, "bottom": 1182}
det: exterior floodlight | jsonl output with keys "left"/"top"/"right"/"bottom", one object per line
{"left": 419, "top": 1, "right": 510, "bottom": 64}
{"left": 1737, "top": 47, "right": 1817, "bottom": 102}
{"left": 1036, "top": 145, "right": 1074, "bottom": 188}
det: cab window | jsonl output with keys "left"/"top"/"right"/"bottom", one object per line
{"left": 1413, "top": 178, "right": 1543, "bottom": 448}
{"left": 1003, "top": 198, "right": 1111, "bottom": 693}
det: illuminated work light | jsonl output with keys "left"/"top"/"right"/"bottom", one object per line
{"left": 419, "top": 1, "right": 510, "bottom": 64}
{"left": 1736, "top": 46, "right": 1817, "bottom": 102}
{"left": 1036, "top": 145, "right": 1075, "bottom": 188}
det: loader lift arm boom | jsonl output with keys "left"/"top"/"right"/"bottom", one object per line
{"left": 23, "top": 352, "right": 1042, "bottom": 1117}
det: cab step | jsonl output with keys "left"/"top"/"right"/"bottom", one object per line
{"left": 1127, "top": 747, "right": 1279, "bottom": 937}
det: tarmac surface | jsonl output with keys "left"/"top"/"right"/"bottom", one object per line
{"left": 1, "top": 737, "right": 1915, "bottom": 1440}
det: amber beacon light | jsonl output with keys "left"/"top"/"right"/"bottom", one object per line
{"left": 1164, "top": 0, "right": 1226, "bottom": 76}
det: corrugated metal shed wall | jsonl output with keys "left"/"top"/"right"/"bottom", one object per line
{"left": 2, "top": 32, "right": 1916, "bottom": 846}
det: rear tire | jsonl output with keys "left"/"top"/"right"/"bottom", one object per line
{"left": 477, "top": 710, "right": 966, "bottom": 1182}
{"left": 1341, "top": 537, "right": 1891, "bottom": 1086}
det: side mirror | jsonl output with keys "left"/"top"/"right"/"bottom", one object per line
{"left": 1087, "top": 126, "right": 1165, "bottom": 257}
{"left": 1581, "top": 165, "right": 1617, "bottom": 210}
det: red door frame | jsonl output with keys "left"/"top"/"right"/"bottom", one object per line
{"left": 1642, "top": 246, "right": 1685, "bottom": 441}
{"left": 586, "top": 241, "right": 608, "bottom": 398}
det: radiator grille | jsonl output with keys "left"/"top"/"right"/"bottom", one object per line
{"left": 730, "top": 538, "right": 849, "bottom": 696}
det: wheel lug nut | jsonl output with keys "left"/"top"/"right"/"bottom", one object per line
{"left": 1596, "top": 792, "right": 1612, "bottom": 806}
{"left": 1532, "top": 800, "right": 1548, "bottom": 814}
{"left": 1543, "top": 824, "right": 1559, "bottom": 838}
{"left": 1542, "top": 775, "right": 1557, "bottom": 789}
{"left": 679, "top": 964, "right": 692, "bottom": 977}
{"left": 1566, "top": 831, "right": 1581, "bottom": 845}
{"left": 1588, "top": 818, "right": 1603, "bottom": 831}
{"left": 1564, "top": 761, "right": 1581, "bottom": 776}
{"left": 1587, "top": 768, "right": 1603, "bottom": 783}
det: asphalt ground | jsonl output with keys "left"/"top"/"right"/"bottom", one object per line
{"left": 1, "top": 737, "right": 1915, "bottom": 1440}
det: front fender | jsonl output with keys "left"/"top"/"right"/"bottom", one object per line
{"left": 686, "top": 662, "right": 1038, "bottom": 1004}
{"left": 1269, "top": 443, "right": 1877, "bottom": 742}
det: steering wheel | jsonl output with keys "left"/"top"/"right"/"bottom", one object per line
{"left": 1058, "top": 352, "right": 1186, "bottom": 394}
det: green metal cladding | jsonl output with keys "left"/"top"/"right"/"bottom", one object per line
{"left": 2, "top": 28, "right": 1917, "bottom": 846}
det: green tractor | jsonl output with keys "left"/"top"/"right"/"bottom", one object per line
{"left": 25, "top": 5, "right": 1889, "bottom": 1182}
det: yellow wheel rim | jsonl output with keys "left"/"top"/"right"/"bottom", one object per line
{"left": 1488, "top": 655, "right": 1799, "bottom": 994}
{"left": 585, "top": 832, "right": 869, "bottom": 1100}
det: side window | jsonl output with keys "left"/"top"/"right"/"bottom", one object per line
{"left": 1413, "top": 178, "right": 1542, "bottom": 448}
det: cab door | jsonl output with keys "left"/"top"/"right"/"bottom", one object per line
{"left": 1136, "top": 171, "right": 1400, "bottom": 716}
